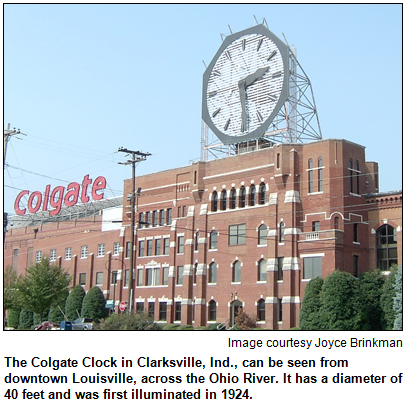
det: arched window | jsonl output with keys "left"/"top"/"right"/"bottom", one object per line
{"left": 257, "top": 299, "right": 265, "bottom": 321}
{"left": 308, "top": 159, "right": 313, "bottom": 193}
{"left": 195, "top": 231, "right": 199, "bottom": 251}
{"left": 220, "top": 189, "right": 227, "bottom": 211}
{"left": 212, "top": 191, "right": 218, "bottom": 212}
{"left": 232, "top": 261, "right": 241, "bottom": 283}
{"left": 208, "top": 262, "right": 217, "bottom": 283}
{"left": 376, "top": 224, "right": 397, "bottom": 270}
{"left": 249, "top": 184, "right": 256, "bottom": 206}
{"left": 209, "top": 230, "right": 218, "bottom": 250}
{"left": 240, "top": 186, "right": 246, "bottom": 208}
{"left": 279, "top": 221, "right": 285, "bottom": 243}
{"left": 334, "top": 216, "right": 339, "bottom": 230}
{"left": 258, "top": 259, "right": 267, "bottom": 282}
{"left": 230, "top": 188, "right": 237, "bottom": 209}
{"left": 318, "top": 157, "right": 323, "bottom": 192}
{"left": 208, "top": 300, "right": 217, "bottom": 322}
{"left": 259, "top": 183, "right": 266, "bottom": 205}
{"left": 258, "top": 224, "right": 267, "bottom": 245}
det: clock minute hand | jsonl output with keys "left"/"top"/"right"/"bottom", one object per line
{"left": 238, "top": 67, "right": 269, "bottom": 132}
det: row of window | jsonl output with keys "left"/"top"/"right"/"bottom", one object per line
{"left": 138, "top": 206, "right": 189, "bottom": 229}
{"left": 211, "top": 183, "right": 267, "bottom": 212}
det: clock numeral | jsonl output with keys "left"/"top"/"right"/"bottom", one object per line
{"left": 257, "top": 38, "right": 264, "bottom": 51}
{"left": 271, "top": 71, "right": 283, "bottom": 78}
{"left": 257, "top": 111, "right": 264, "bottom": 122}
{"left": 268, "top": 94, "right": 278, "bottom": 101}
{"left": 242, "top": 39, "right": 246, "bottom": 51}
{"left": 267, "top": 50, "right": 277, "bottom": 61}
{"left": 208, "top": 91, "right": 217, "bottom": 98}
{"left": 212, "top": 108, "right": 221, "bottom": 118}
{"left": 224, "top": 118, "right": 231, "bottom": 131}
{"left": 213, "top": 70, "right": 221, "bottom": 77}
{"left": 225, "top": 50, "right": 232, "bottom": 60}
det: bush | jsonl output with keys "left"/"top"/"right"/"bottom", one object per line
{"left": 393, "top": 265, "right": 402, "bottom": 330}
{"left": 33, "top": 310, "right": 49, "bottom": 326}
{"left": 380, "top": 266, "right": 398, "bottom": 330}
{"left": 81, "top": 286, "right": 106, "bottom": 321}
{"left": 176, "top": 324, "right": 194, "bottom": 331}
{"left": 299, "top": 277, "right": 324, "bottom": 330}
{"left": 19, "top": 309, "right": 34, "bottom": 330}
{"left": 162, "top": 324, "right": 180, "bottom": 331}
{"left": 234, "top": 309, "right": 257, "bottom": 330}
{"left": 65, "top": 285, "right": 86, "bottom": 321}
{"left": 7, "top": 308, "right": 21, "bottom": 329}
{"left": 98, "top": 312, "right": 161, "bottom": 330}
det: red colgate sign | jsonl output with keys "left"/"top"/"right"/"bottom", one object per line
{"left": 14, "top": 174, "right": 107, "bottom": 216}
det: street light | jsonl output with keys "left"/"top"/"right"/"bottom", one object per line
{"left": 105, "top": 258, "right": 127, "bottom": 315}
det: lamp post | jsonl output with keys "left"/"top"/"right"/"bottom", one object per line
{"left": 105, "top": 258, "right": 127, "bottom": 315}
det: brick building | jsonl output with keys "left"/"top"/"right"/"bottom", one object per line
{"left": 4, "top": 139, "right": 402, "bottom": 329}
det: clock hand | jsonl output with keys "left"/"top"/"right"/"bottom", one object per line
{"left": 238, "top": 67, "right": 269, "bottom": 132}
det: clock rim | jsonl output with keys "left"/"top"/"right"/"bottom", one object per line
{"left": 202, "top": 24, "right": 290, "bottom": 145}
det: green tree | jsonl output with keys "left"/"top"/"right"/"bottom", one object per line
{"left": 4, "top": 265, "right": 18, "bottom": 327}
{"left": 7, "top": 308, "right": 21, "bottom": 329}
{"left": 393, "top": 265, "right": 402, "bottom": 330}
{"left": 65, "top": 285, "right": 86, "bottom": 321}
{"left": 380, "top": 266, "right": 398, "bottom": 330}
{"left": 299, "top": 277, "right": 324, "bottom": 330}
{"left": 81, "top": 286, "right": 106, "bottom": 321}
{"left": 48, "top": 288, "right": 69, "bottom": 323}
{"left": 15, "top": 258, "right": 71, "bottom": 323}
{"left": 358, "top": 270, "right": 384, "bottom": 330}
{"left": 19, "top": 309, "right": 34, "bottom": 329}
{"left": 319, "top": 270, "right": 361, "bottom": 330}
{"left": 33, "top": 310, "right": 49, "bottom": 326}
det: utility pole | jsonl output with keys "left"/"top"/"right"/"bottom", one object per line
{"left": 117, "top": 147, "right": 151, "bottom": 313}
{"left": 4, "top": 123, "right": 25, "bottom": 170}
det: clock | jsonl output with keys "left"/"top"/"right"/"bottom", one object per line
{"left": 202, "top": 25, "right": 290, "bottom": 145}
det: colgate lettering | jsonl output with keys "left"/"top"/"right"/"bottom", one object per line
{"left": 14, "top": 174, "right": 107, "bottom": 216}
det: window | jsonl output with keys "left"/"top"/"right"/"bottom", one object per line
{"left": 98, "top": 243, "right": 105, "bottom": 257}
{"left": 136, "top": 302, "right": 144, "bottom": 313}
{"left": 232, "top": 261, "right": 241, "bottom": 283}
{"left": 208, "top": 300, "right": 217, "bottom": 321}
{"left": 155, "top": 239, "right": 161, "bottom": 256}
{"left": 258, "top": 224, "right": 267, "bottom": 245}
{"left": 257, "top": 299, "right": 265, "bottom": 321}
{"left": 166, "top": 208, "right": 172, "bottom": 225}
{"left": 210, "top": 230, "right": 218, "bottom": 250}
{"left": 258, "top": 259, "right": 267, "bottom": 282}
{"left": 176, "top": 266, "right": 184, "bottom": 285}
{"left": 303, "top": 256, "right": 322, "bottom": 279}
{"left": 146, "top": 239, "right": 153, "bottom": 256}
{"left": 152, "top": 211, "right": 157, "bottom": 227}
{"left": 220, "top": 190, "right": 227, "bottom": 210}
{"left": 312, "top": 221, "right": 320, "bottom": 232}
{"left": 334, "top": 216, "right": 339, "bottom": 230}
{"left": 125, "top": 242, "right": 131, "bottom": 258}
{"left": 139, "top": 240, "right": 145, "bottom": 257}
{"left": 111, "top": 271, "right": 118, "bottom": 285}
{"left": 81, "top": 245, "right": 88, "bottom": 259}
{"left": 279, "top": 221, "right": 285, "bottom": 243}
{"left": 349, "top": 158, "right": 353, "bottom": 193}
{"left": 276, "top": 153, "right": 280, "bottom": 169}
{"left": 356, "top": 160, "right": 360, "bottom": 195}
{"left": 146, "top": 268, "right": 160, "bottom": 286}
{"left": 124, "top": 269, "right": 129, "bottom": 287}
{"left": 277, "top": 298, "right": 282, "bottom": 322}
{"left": 278, "top": 257, "right": 284, "bottom": 281}
{"left": 177, "top": 236, "right": 184, "bottom": 254}
{"left": 211, "top": 191, "right": 218, "bottom": 212}
{"left": 36, "top": 250, "right": 42, "bottom": 263}
{"left": 139, "top": 212, "right": 145, "bottom": 228}
{"left": 65, "top": 247, "right": 72, "bottom": 260}
{"left": 376, "top": 224, "right": 398, "bottom": 270}
{"left": 353, "top": 255, "right": 359, "bottom": 277}
{"left": 79, "top": 273, "right": 86, "bottom": 286}
{"left": 137, "top": 268, "right": 144, "bottom": 286}
{"left": 230, "top": 188, "right": 237, "bottom": 209}
{"left": 308, "top": 158, "right": 313, "bottom": 193}
{"left": 163, "top": 237, "right": 170, "bottom": 255}
{"left": 249, "top": 184, "right": 256, "bottom": 206}
{"left": 353, "top": 223, "right": 359, "bottom": 243}
{"left": 194, "top": 232, "right": 199, "bottom": 251}
{"left": 159, "top": 302, "right": 167, "bottom": 321}
{"left": 145, "top": 212, "right": 151, "bottom": 228}
{"left": 113, "top": 242, "right": 120, "bottom": 256}
{"left": 96, "top": 272, "right": 103, "bottom": 285}
{"left": 194, "top": 263, "right": 198, "bottom": 284}
{"left": 209, "top": 262, "right": 217, "bottom": 284}
{"left": 229, "top": 224, "right": 246, "bottom": 245}
{"left": 318, "top": 157, "right": 323, "bottom": 192}
{"left": 148, "top": 302, "right": 155, "bottom": 319}
{"left": 50, "top": 249, "right": 56, "bottom": 262}
{"left": 159, "top": 210, "right": 165, "bottom": 226}
{"left": 182, "top": 206, "right": 187, "bottom": 217}
{"left": 259, "top": 183, "right": 266, "bottom": 205}
{"left": 162, "top": 267, "right": 169, "bottom": 285}
{"left": 240, "top": 186, "right": 246, "bottom": 208}
{"left": 175, "top": 302, "right": 182, "bottom": 322}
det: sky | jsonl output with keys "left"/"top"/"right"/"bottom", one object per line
{"left": 4, "top": 4, "right": 402, "bottom": 216}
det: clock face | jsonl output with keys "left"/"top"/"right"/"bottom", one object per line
{"left": 202, "top": 25, "right": 289, "bottom": 144}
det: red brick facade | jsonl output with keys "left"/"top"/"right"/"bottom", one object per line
{"left": 4, "top": 139, "right": 402, "bottom": 329}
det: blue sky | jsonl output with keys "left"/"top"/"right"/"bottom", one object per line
{"left": 4, "top": 4, "right": 402, "bottom": 216}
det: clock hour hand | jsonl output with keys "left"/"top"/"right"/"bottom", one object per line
{"left": 238, "top": 67, "right": 269, "bottom": 132}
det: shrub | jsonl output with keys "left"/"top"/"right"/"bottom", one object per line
{"left": 19, "top": 309, "right": 34, "bottom": 330}
{"left": 81, "top": 286, "right": 106, "bottom": 321}
{"left": 65, "top": 285, "right": 86, "bottom": 321}
{"left": 7, "top": 308, "right": 21, "bottom": 329}
{"left": 380, "top": 266, "right": 398, "bottom": 330}
{"left": 234, "top": 309, "right": 257, "bottom": 330}
{"left": 299, "top": 277, "right": 324, "bottom": 330}
{"left": 98, "top": 312, "right": 160, "bottom": 331}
